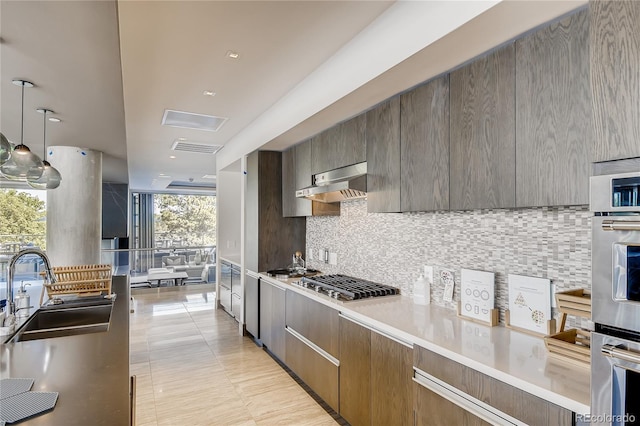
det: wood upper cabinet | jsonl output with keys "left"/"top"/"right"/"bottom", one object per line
{"left": 282, "top": 140, "right": 312, "bottom": 217}
{"left": 516, "top": 9, "right": 591, "bottom": 207}
{"left": 311, "top": 114, "right": 366, "bottom": 175}
{"left": 590, "top": 0, "right": 640, "bottom": 162}
{"left": 366, "top": 96, "right": 401, "bottom": 213}
{"left": 450, "top": 44, "right": 516, "bottom": 210}
{"left": 400, "top": 75, "right": 450, "bottom": 212}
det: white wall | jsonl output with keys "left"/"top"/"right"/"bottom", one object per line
{"left": 216, "top": 163, "right": 243, "bottom": 260}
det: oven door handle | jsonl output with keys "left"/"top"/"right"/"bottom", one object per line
{"left": 602, "top": 220, "right": 640, "bottom": 231}
{"left": 602, "top": 344, "right": 640, "bottom": 364}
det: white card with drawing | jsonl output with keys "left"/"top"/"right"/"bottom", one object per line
{"left": 507, "top": 274, "right": 552, "bottom": 333}
{"left": 460, "top": 268, "right": 495, "bottom": 322}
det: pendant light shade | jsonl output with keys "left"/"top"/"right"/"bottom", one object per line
{"left": 0, "top": 132, "right": 11, "bottom": 165}
{"left": 29, "top": 108, "right": 62, "bottom": 189}
{"left": 0, "top": 80, "right": 44, "bottom": 181}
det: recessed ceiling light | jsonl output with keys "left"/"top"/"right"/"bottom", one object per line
{"left": 48, "top": 117, "right": 61, "bottom": 123}
{"left": 203, "top": 90, "right": 216, "bottom": 97}
{"left": 226, "top": 50, "right": 239, "bottom": 59}
{"left": 169, "top": 155, "right": 176, "bottom": 159}
{"left": 177, "top": 137, "right": 187, "bottom": 141}
{"left": 158, "top": 174, "right": 171, "bottom": 178}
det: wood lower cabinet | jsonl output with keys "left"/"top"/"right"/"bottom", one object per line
{"left": 285, "top": 328, "right": 339, "bottom": 412}
{"left": 285, "top": 290, "right": 339, "bottom": 358}
{"left": 339, "top": 315, "right": 371, "bottom": 426}
{"left": 414, "top": 379, "right": 491, "bottom": 426}
{"left": 414, "top": 345, "right": 573, "bottom": 425}
{"left": 370, "top": 331, "right": 413, "bottom": 426}
{"left": 259, "top": 279, "right": 286, "bottom": 362}
{"left": 338, "top": 315, "right": 413, "bottom": 426}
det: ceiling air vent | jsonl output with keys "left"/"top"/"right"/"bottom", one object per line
{"left": 166, "top": 180, "right": 217, "bottom": 191}
{"left": 162, "top": 109, "right": 228, "bottom": 132}
{"left": 171, "top": 140, "right": 223, "bottom": 155}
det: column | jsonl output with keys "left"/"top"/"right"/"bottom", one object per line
{"left": 46, "top": 146, "right": 102, "bottom": 266}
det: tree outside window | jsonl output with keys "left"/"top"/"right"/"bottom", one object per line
{"left": 154, "top": 194, "right": 216, "bottom": 247}
{"left": 0, "top": 189, "right": 46, "bottom": 250}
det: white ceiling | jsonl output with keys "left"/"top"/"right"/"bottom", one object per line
{"left": 1, "top": 0, "right": 587, "bottom": 194}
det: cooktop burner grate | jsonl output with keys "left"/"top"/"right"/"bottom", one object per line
{"left": 299, "top": 274, "right": 398, "bottom": 300}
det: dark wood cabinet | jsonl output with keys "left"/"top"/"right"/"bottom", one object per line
{"left": 285, "top": 290, "right": 340, "bottom": 412}
{"left": 285, "top": 328, "right": 339, "bottom": 412}
{"left": 245, "top": 150, "right": 306, "bottom": 272}
{"left": 311, "top": 114, "right": 366, "bottom": 175}
{"left": 339, "top": 316, "right": 371, "bottom": 426}
{"left": 590, "top": 0, "right": 640, "bottom": 162}
{"left": 450, "top": 44, "right": 516, "bottom": 210}
{"left": 282, "top": 140, "right": 339, "bottom": 217}
{"left": 285, "top": 290, "right": 339, "bottom": 358}
{"left": 366, "top": 96, "right": 401, "bottom": 213}
{"left": 338, "top": 315, "right": 412, "bottom": 426}
{"left": 414, "top": 345, "right": 573, "bottom": 425}
{"left": 370, "top": 331, "right": 413, "bottom": 426}
{"left": 400, "top": 75, "right": 450, "bottom": 212}
{"left": 259, "top": 279, "right": 286, "bottom": 362}
{"left": 515, "top": 8, "right": 591, "bottom": 207}
{"left": 282, "top": 140, "right": 312, "bottom": 217}
{"left": 414, "top": 380, "right": 491, "bottom": 426}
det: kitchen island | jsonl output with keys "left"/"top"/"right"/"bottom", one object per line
{"left": 259, "top": 273, "right": 590, "bottom": 418}
{"left": 0, "top": 275, "right": 131, "bottom": 425}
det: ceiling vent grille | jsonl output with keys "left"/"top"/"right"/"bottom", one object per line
{"left": 166, "top": 180, "right": 217, "bottom": 191}
{"left": 162, "top": 109, "right": 228, "bottom": 132}
{"left": 171, "top": 140, "right": 223, "bottom": 155}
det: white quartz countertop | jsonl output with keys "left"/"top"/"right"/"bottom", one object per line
{"left": 259, "top": 273, "right": 590, "bottom": 414}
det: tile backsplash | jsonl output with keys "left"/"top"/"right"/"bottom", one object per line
{"left": 306, "top": 200, "right": 591, "bottom": 324}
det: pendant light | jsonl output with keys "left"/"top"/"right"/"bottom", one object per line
{"left": 0, "top": 132, "right": 11, "bottom": 165}
{"left": 1, "top": 79, "right": 44, "bottom": 181}
{"left": 28, "top": 108, "right": 62, "bottom": 189}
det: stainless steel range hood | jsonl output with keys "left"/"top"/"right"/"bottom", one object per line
{"left": 296, "top": 162, "right": 367, "bottom": 203}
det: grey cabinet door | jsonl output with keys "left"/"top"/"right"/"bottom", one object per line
{"left": 245, "top": 274, "right": 259, "bottom": 338}
{"left": 282, "top": 140, "right": 312, "bottom": 217}
{"left": 400, "top": 75, "right": 450, "bottom": 212}
{"left": 516, "top": 9, "right": 590, "bottom": 207}
{"left": 338, "top": 316, "right": 371, "bottom": 426}
{"left": 450, "top": 44, "right": 516, "bottom": 210}
{"left": 370, "top": 331, "right": 412, "bottom": 426}
{"left": 259, "top": 280, "right": 272, "bottom": 348}
{"left": 311, "top": 115, "right": 366, "bottom": 175}
{"left": 590, "top": 0, "right": 640, "bottom": 162}
{"left": 270, "top": 285, "right": 286, "bottom": 362}
{"left": 340, "top": 114, "right": 367, "bottom": 168}
{"left": 366, "top": 96, "right": 401, "bottom": 213}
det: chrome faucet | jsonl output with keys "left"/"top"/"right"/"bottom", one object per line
{"left": 6, "top": 248, "right": 57, "bottom": 316}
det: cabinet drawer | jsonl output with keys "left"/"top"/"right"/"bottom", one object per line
{"left": 414, "top": 346, "right": 573, "bottom": 425}
{"left": 285, "top": 290, "right": 339, "bottom": 357}
{"left": 219, "top": 284, "right": 231, "bottom": 312}
{"left": 285, "top": 327, "right": 339, "bottom": 412}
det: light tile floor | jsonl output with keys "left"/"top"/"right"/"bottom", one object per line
{"left": 130, "top": 285, "right": 340, "bottom": 426}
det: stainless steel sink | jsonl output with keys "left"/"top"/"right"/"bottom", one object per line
{"left": 5, "top": 302, "right": 113, "bottom": 343}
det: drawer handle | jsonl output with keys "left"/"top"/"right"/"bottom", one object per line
{"left": 602, "top": 220, "right": 640, "bottom": 231}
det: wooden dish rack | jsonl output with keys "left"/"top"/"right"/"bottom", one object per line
{"left": 543, "top": 289, "right": 591, "bottom": 367}
{"left": 40, "top": 264, "right": 112, "bottom": 303}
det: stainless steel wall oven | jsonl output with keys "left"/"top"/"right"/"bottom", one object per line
{"left": 591, "top": 170, "right": 640, "bottom": 425}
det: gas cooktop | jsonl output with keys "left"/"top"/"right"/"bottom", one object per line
{"left": 296, "top": 274, "right": 399, "bottom": 301}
